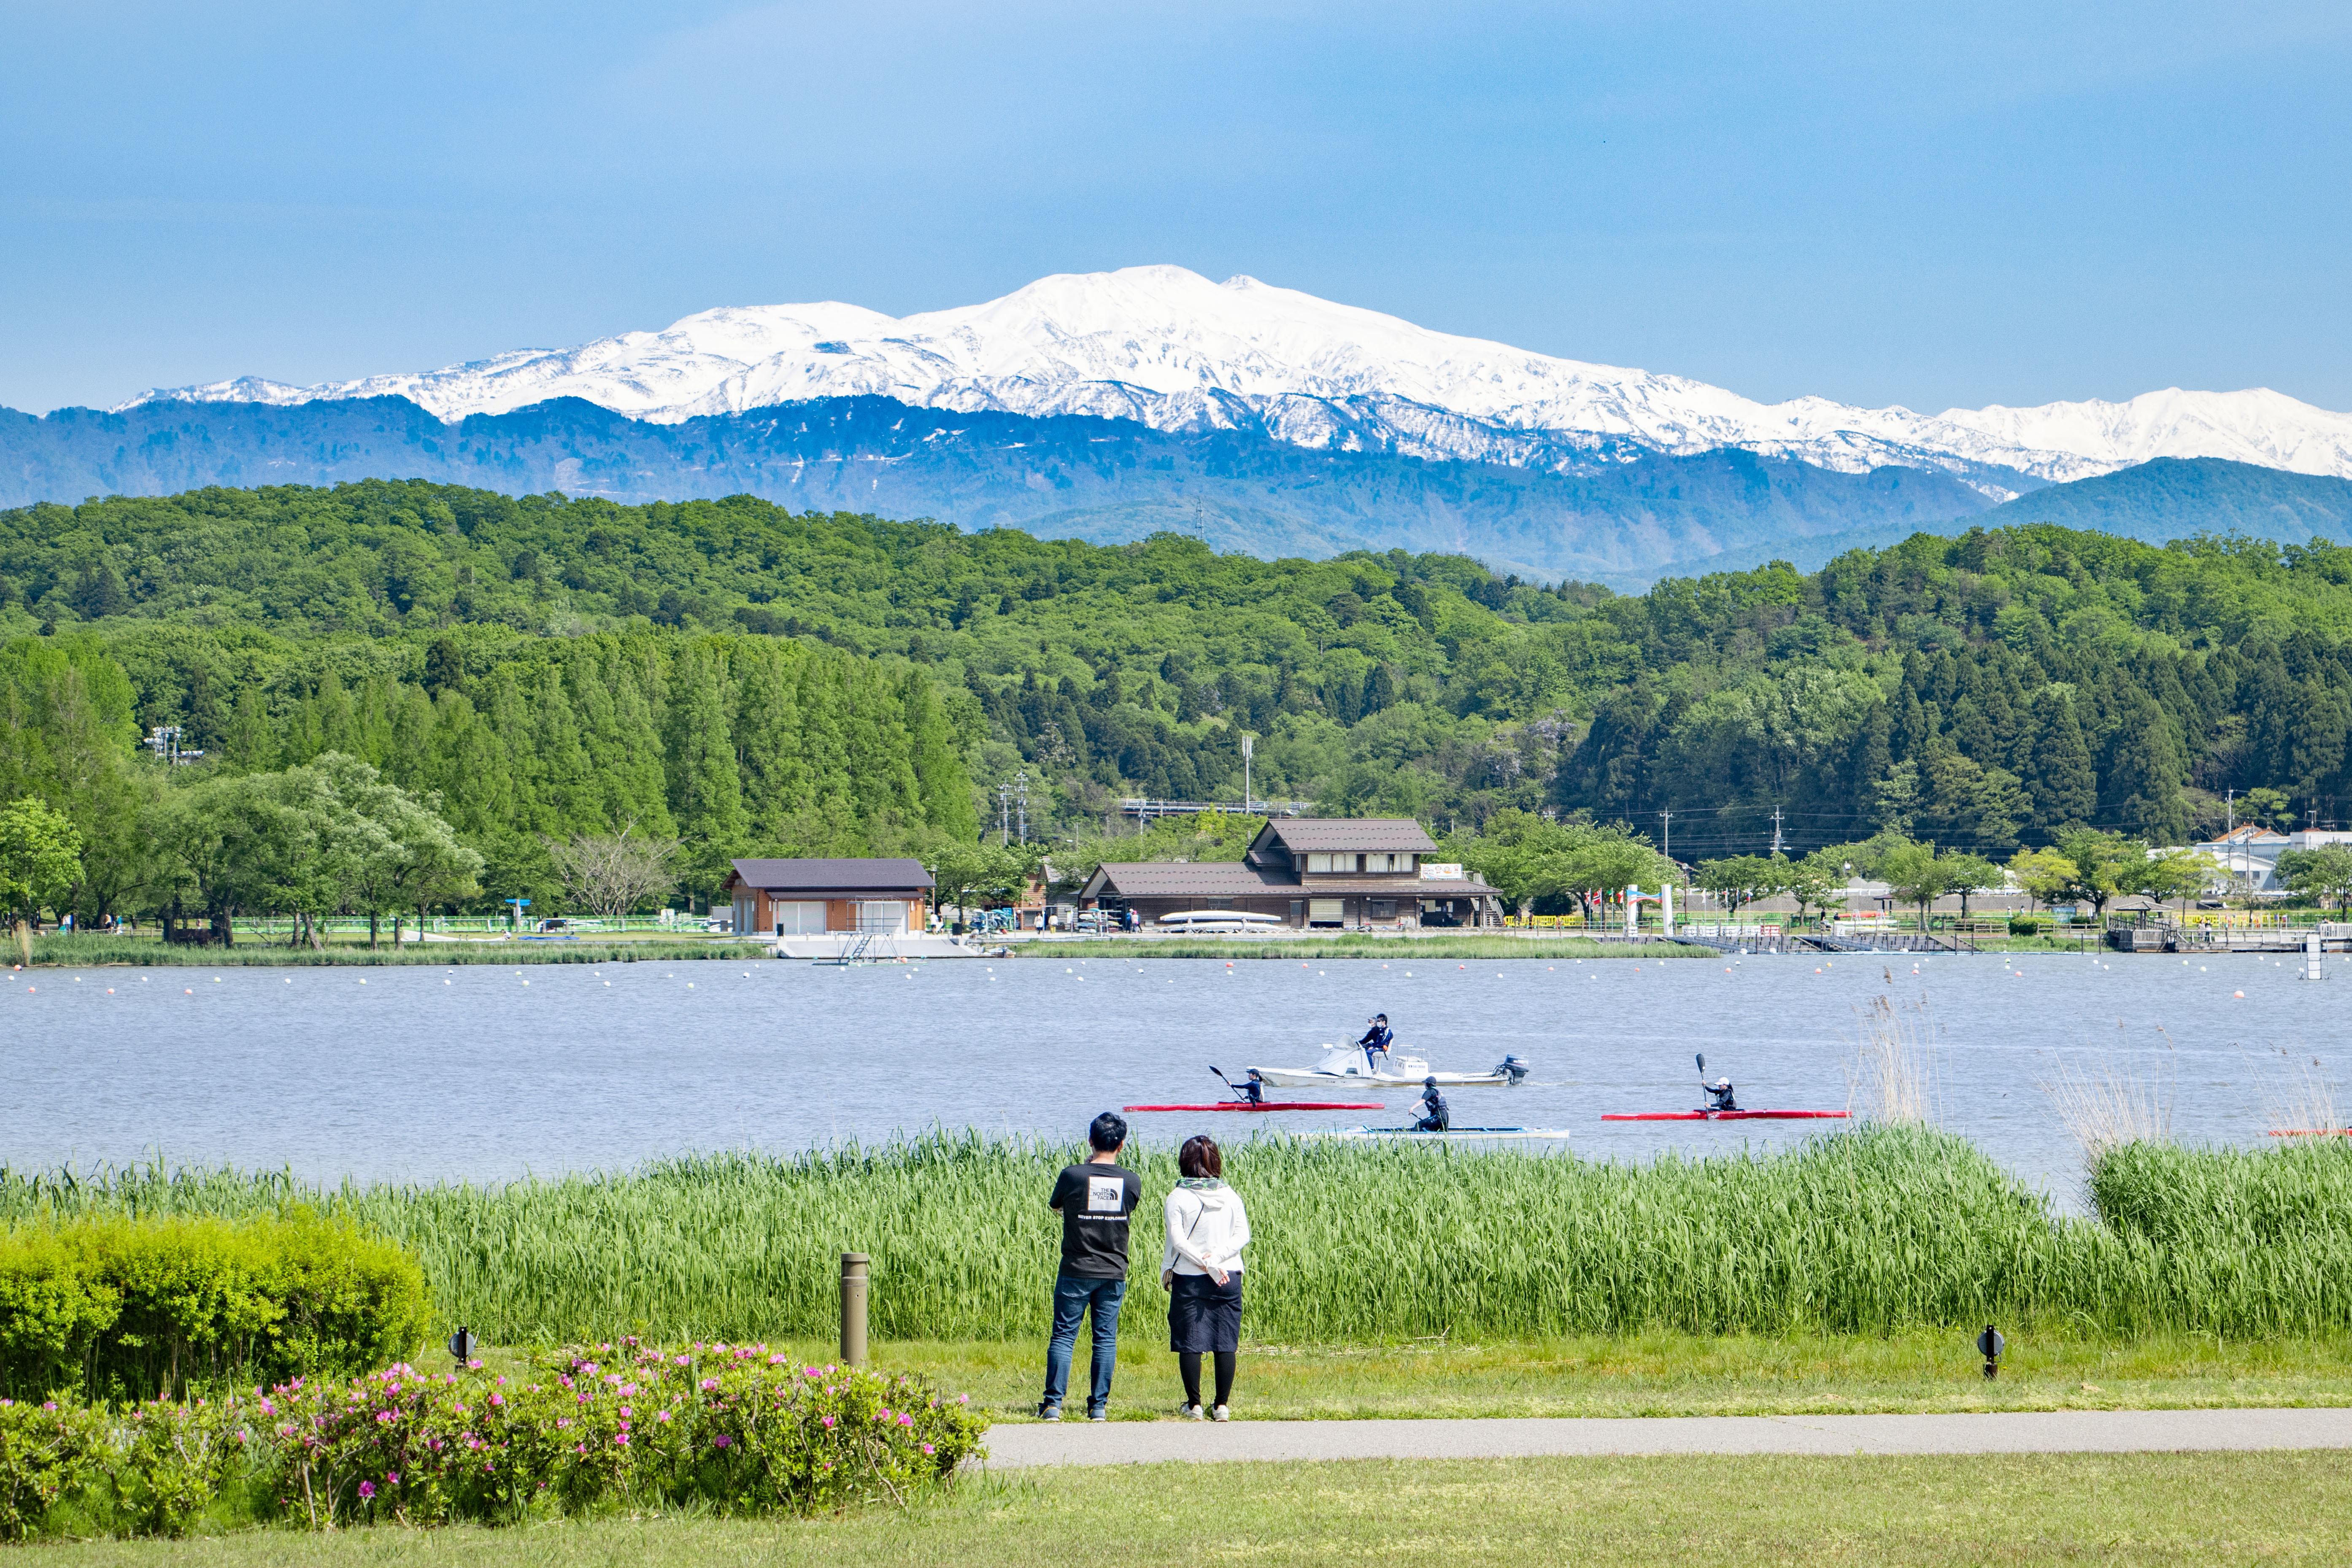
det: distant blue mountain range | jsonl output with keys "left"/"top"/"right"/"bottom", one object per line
{"left": 8, "top": 394, "right": 2343, "bottom": 587}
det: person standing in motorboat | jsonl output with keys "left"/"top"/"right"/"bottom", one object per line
{"left": 1413, "top": 1076, "right": 1450, "bottom": 1133}
{"left": 1355, "top": 1014, "right": 1394, "bottom": 1073}
{"left": 1162, "top": 1134, "right": 1250, "bottom": 1422}
{"left": 1040, "top": 1112, "right": 1143, "bottom": 1423}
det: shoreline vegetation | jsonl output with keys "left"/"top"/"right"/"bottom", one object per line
{"left": 9, "top": 1128, "right": 2349, "bottom": 1355}
{"left": 20, "top": 932, "right": 762, "bottom": 967}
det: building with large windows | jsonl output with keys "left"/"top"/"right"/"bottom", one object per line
{"left": 724, "top": 858, "right": 933, "bottom": 937}
{"left": 1078, "top": 818, "right": 1500, "bottom": 930}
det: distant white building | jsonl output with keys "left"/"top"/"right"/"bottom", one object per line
{"left": 2191, "top": 825, "right": 2352, "bottom": 895}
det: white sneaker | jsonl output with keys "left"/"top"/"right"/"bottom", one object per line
{"left": 1180, "top": 1402, "right": 1205, "bottom": 1421}
{"left": 1212, "top": 1404, "right": 1231, "bottom": 1422}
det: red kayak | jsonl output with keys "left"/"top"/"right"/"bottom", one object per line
{"left": 1602, "top": 1110, "right": 1851, "bottom": 1121}
{"left": 1123, "top": 1102, "right": 1383, "bottom": 1112}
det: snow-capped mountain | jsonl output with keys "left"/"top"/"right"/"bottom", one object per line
{"left": 126, "top": 265, "right": 2352, "bottom": 494}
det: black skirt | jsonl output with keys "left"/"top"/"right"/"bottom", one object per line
{"left": 1167, "top": 1270, "right": 1243, "bottom": 1352}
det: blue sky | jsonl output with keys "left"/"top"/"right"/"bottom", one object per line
{"left": 4, "top": 1, "right": 2347, "bottom": 416}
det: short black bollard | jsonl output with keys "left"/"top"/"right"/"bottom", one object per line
{"left": 840, "top": 1253, "right": 870, "bottom": 1368}
{"left": 448, "top": 1326, "right": 478, "bottom": 1370}
{"left": 1977, "top": 1324, "right": 2004, "bottom": 1380}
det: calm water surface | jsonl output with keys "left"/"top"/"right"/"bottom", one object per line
{"left": 4, "top": 947, "right": 2342, "bottom": 1202}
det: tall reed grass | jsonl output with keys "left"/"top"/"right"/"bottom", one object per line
{"left": 1849, "top": 993, "right": 1938, "bottom": 1123}
{"left": 2042, "top": 1044, "right": 2174, "bottom": 1162}
{"left": 11, "top": 1129, "right": 2351, "bottom": 1347}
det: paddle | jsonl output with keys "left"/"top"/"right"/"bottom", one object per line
{"left": 1209, "top": 1065, "right": 1248, "bottom": 1104}
{"left": 1696, "top": 1052, "right": 1709, "bottom": 1115}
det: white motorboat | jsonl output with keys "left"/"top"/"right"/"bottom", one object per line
{"left": 1248, "top": 1047, "right": 1530, "bottom": 1090}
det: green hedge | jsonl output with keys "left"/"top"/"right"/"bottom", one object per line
{"left": 0, "top": 1212, "right": 428, "bottom": 1403}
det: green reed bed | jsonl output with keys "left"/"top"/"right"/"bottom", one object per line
{"left": 24, "top": 934, "right": 757, "bottom": 967}
{"left": 6, "top": 1130, "right": 2349, "bottom": 1349}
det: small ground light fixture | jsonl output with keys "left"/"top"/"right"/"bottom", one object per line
{"left": 1977, "top": 1325, "right": 2004, "bottom": 1379}
{"left": 448, "top": 1326, "right": 478, "bottom": 1369}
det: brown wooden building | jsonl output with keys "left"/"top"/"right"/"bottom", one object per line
{"left": 724, "top": 858, "right": 933, "bottom": 937}
{"left": 1078, "top": 818, "right": 1500, "bottom": 930}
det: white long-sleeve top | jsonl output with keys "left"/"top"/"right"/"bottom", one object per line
{"left": 1161, "top": 1181, "right": 1251, "bottom": 1277}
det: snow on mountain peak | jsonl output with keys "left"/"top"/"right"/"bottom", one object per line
{"left": 123, "top": 265, "right": 2352, "bottom": 488}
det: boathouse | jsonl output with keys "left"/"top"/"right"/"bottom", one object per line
{"left": 1079, "top": 818, "right": 1501, "bottom": 930}
{"left": 723, "top": 858, "right": 933, "bottom": 937}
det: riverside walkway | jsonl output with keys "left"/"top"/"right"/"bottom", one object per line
{"left": 985, "top": 1408, "right": 2352, "bottom": 1468}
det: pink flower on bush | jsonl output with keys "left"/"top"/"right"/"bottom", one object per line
{"left": 821, "top": 1415, "right": 836, "bottom": 1429}
{"left": 922, "top": 1443, "right": 935, "bottom": 1455}
{"left": 619, "top": 1406, "right": 632, "bottom": 1419}
{"left": 386, "top": 1472, "right": 400, "bottom": 1486}
{"left": 488, "top": 1393, "right": 504, "bottom": 1408}
{"left": 674, "top": 1355, "right": 691, "bottom": 1366}
{"left": 713, "top": 1434, "right": 732, "bottom": 1449}
{"left": 358, "top": 1482, "right": 376, "bottom": 1500}
{"left": 699, "top": 1378, "right": 719, "bottom": 1392}
{"left": 655, "top": 1409, "right": 671, "bottom": 1423}
{"left": 615, "top": 1432, "right": 630, "bottom": 1447}
{"left": 899, "top": 1414, "right": 914, "bottom": 1427}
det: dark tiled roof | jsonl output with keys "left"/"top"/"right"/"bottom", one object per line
{"left": 1083, "top": 863, "right": 1299, "bottom": 899}
{"left": 1259, "top": 818, "right": 1437, "bottom": 853}
{"left": 728, "top": 858, "right": 934, "bottom": 892}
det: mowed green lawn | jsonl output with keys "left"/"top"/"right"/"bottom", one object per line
{"left": 43, "top": 1452, "right": 2352, "bottom": 1567}
{"left": 737, "top": 1330, "right": 2352, "bottom": 1421}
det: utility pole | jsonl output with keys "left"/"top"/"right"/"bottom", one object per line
{"left": 1658, "top": 808, "right": 1673, "bottom": 861}
{"left": 997, "top": 783, "right": 1010, "bottom": 847}
{"left": 1242, "top": 734, "right": 1254, "bottom": 813}
{"left": 2225, "top": 787, "right": 2235, "bottom": 833}
{"left": 1770, "top": 806, "right": 1785, "bottom": 858}
{"left": 1015, "top": 770, "right": 1029, "bottom": 844}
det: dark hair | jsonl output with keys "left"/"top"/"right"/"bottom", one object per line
{"left": 1088, "top": 1112, "right": 1128, "bottom": 1153}
{"left": 1178, "top": 1135, "right": 1223, "bottom": 1178}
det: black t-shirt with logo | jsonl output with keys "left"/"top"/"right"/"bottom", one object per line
{"left": 1049, "top": 1161, "right": 1143, "bottom": 1278}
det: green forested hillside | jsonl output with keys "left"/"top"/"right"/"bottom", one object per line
{"left": 9, "top": 478, "right": 2352, "bottom": 920}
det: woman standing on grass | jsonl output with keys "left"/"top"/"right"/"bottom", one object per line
{"left": 1162, "top": 1133, "right": 1250, "bottom": 1421}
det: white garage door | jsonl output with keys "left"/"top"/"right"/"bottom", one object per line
{"left": 856, "top": 901, "right": 908, "bottom": 934}
{"left": 1307, "top": 899, "right": 1345, "bottom": 926}
{"left": 773, "top": 901, "right": 828, "bottom": 935}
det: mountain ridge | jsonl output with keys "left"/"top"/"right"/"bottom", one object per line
{"left": 117, "top": 265, "right": 2352, "bottom": 489}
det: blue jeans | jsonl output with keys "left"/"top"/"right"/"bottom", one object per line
{"left": 1042, "top": 1273, "right": 1126, "bottom": 1413}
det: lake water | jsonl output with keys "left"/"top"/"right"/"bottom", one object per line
{"left": 3, "top": 947, "right": 2342, "bottom": 1204}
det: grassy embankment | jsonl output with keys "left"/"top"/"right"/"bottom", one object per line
{"left": 30, "top": 1452, "right": 2352, "bottom": 1567}
{"left": 11, "top": 1130, "right": 2352, "bottom": 1420}
{"left": 21, "top": 932, "right": 763, "bottom": 967}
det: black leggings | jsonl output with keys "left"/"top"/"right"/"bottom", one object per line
{"left": 1179, "top": 1351, "right": 1236, "bottom": 1408}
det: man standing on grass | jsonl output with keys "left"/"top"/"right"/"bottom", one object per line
{"left": 1040, "top": 1111, "right": 1142, "bottom": 1422}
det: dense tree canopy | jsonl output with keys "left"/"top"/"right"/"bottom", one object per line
{"left": 8, "top": 479, "right": 2352, "bottom": 925}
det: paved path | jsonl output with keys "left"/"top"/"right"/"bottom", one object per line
{"left": 985, "top": 1409, "right": 2352, "bottom": 1468}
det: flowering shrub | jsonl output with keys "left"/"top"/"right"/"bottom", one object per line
{"left": 0, "top": 1343, "right": 986, "bottom": 1539}
{"left": 0, "top": 1398, "right": 105, "bottom": 1540}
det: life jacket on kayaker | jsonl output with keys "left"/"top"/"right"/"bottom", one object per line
{"left": 1357, "top": 1015, "right": 1394, "bottom": 1071}
{"left": 1415, "top": 1077, "right": 1450, "bottom": 1132}
{"left": 1702, "top": 1077, "right": 1739, "bottom": 1113}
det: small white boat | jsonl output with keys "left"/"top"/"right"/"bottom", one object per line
{"left": 1157, "top": 910, "right": 1285, "bottom": 931}
{"left": 1249, "top": 1047, "right": 1530, "bottom": 1091}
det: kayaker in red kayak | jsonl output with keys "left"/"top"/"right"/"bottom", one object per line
{"left": 1702, "top": 1076, "right": 1739, "bottom": 1113}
